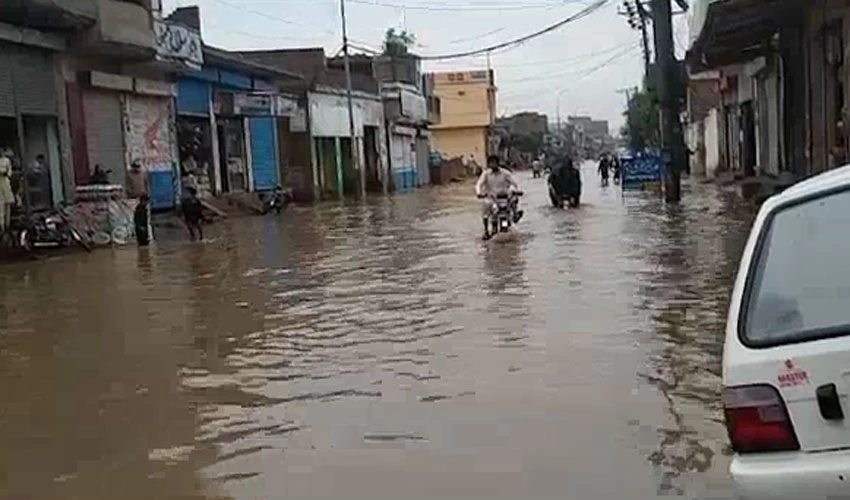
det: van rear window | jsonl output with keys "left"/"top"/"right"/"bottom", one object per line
{"left": 744, "top": 189, "right": 850, "bottom": 346}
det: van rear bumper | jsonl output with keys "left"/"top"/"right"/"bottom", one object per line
{"left": 731, "top": 448, "right": 850, "bottom": 500}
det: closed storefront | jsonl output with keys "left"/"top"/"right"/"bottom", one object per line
{"left": 124, "top": 89, "right": 177, "bottom": 210}
{"left": 249, "top": 116, "right": 277, "bottom": 191}
{"left": 84, "top": 89, "right": 125, "bottom": 185}
{"left": 234, "top": 92, "right": 278, "bottom": 192}
{"left": 416, "top": 134, "right": 430, "bottom": 187}
{"left": 216, "top": 91, "right": 280, "bottom": 193}
{"left": 0, "top": 42, "right": 63, "bottom": 210}
{"left": 390, "top": 126, "right": 416, "bottom": 192}
{"left": 78, "top": 72, "right": 178, "bottom": 208}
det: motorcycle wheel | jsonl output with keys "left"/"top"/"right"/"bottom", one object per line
{"left": 70, "top": 228, "right": 92, "bottom": 252}
{"left": 549, "top": 193, "right": 562, "bottom": 208}
{"left": 19, "top": 229, "right": 33, "bottom": 253}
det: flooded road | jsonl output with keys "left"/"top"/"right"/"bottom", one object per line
{"left": 0, "top": 163, "right": 756, "bottom": 500}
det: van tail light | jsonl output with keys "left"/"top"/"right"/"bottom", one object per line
{"left": 723, "top": 384, "right": 800, "bottom": 453}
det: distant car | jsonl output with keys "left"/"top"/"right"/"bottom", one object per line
{"left": 723, "top": 165, "right": 850, "bottom": 500}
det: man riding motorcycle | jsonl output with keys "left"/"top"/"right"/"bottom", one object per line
{"left": 549, "top": 154, "right": 581, "bottom": 207}
{"left": 476, "top": 155, "right": 524, "bottom": 240}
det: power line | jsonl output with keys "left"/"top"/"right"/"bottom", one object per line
{"left": 499, "top": 42, "right": 639, "bottom": 84}
{"left": 448, "top": 27, "right": 507, "bottom": 44}
{"left": 206, "top": 0, "right": 336, "bottom": 34}
{"left": 499, "top": 44, "right": 640, "bottom": 100}
{"left": 204, "top": 18, "right": 330, "bottom": 42}
{"left": 347, "top": 0, "right": 591, "bottom": 11}
{"left": 496, "top": 42, "right": 641, "bottom": 68}
{"left": 417, "top": 0, "right": 608, "bottom": 60}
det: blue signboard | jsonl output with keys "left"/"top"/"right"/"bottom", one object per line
{"left": 621, "top": 151, "right": 663, "bottom": 190}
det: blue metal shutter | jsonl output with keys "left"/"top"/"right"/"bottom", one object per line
{"left": 250, "top": 117, "right": 277, "bottom": 191}
{"left": 177, "top": 78, "right": 210, "bottom": 116}
{"left": 149, "top": 170, "right": 175, "bottom": 210}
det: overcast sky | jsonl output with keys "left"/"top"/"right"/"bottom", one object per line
{"left": 162, "top": 0, "right": 689, "bottom": 132}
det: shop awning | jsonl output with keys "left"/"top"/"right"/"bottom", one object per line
{"left": 687, "top": 0, "right": 799, "bottom": 71}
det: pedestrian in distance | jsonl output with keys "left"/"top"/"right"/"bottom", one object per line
{"left": 134, "top": 193, "right": 151, "bottom": 247}
{"left": 598, "top": 154, "right": 611, "bottom": 187}
{"left": 181, "top": 186, "right": 206, "bottom": 241}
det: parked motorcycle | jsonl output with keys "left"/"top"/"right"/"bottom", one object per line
{"left": 18, "top": 208, "right": 90, "bottom": 252}
{"left": 260, "top": 187, "right": 293, "bottom": 215}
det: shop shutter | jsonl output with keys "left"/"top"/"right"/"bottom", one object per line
{"left": 13, "top": 47, "right": 56, "bottom": 116}
{"left": 0, "top": 50, "right": 13, "bottom": 117}
{"left": 250, "top": 117, "right": 277, "bottom": 191}
{"left": 177, "top": 78, "right": 210, "bottom": 116}
{"left": 416, "top": 137, "right": 430, "bottom": 186}
{"left": 84, "top": 90, "right": 125, "bottom": 186}
{"left": 125, "top": 95, "right": 176, "bottom": 209}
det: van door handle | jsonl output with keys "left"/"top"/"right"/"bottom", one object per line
{"left": 817, "top": 384, "right": 845, "bottom": 421}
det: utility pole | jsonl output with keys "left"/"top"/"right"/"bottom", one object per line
{"left": 339, "top": 0, "right": 363, "bottom": 198}
{"left": 650, "top": 0, "right": 682, "bottom": 202}
{"left": 635, "top": 0, "right": 651, "bottom": 78}
{"left": 620, "top": 1, "right": 650, "bottom": 78}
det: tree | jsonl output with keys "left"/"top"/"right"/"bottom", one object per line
{"left": 622, "top": 87, "right": 661, "bottom": 151}
{"left": 383, "top": 28, "right": 416, "bottom": 56}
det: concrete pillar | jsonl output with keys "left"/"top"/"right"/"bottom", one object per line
{"left": 334, "top": 136, "right": 344, "bottom": 198}
{"left": 311, "top": 136, "right": 321, "bottom": 199}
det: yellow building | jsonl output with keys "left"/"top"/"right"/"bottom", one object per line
{"left": 429, "top": 69, "right": 496, "bottom": 164}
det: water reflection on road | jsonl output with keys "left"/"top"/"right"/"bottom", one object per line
{"left": 0, "top": 163, "right": 755, "bottom": 499}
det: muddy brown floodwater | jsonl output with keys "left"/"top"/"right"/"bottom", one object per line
{"left": 0, "top": 163, "right": 756, "bottom": 500}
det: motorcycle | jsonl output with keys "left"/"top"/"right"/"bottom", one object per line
{"left": 548, "top": 168, "right": 581, "bottom": 208}
{"left": 18, "top": 208, "right": 90, "bottom": 252}
{"left": 481, "top": 191, "right": 524, "bottom": 235}
{"left": 260, "top": 188, "right": 293, "bottom": 215}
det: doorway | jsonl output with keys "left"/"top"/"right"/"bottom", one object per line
{"left": 363, "top": 126, "right": 380, "bottom": 192}
{"left": 216, "top": 119, "right": 247, "bottom": 193}
{"left": 740, "top": 101, "right": 757, "bottom": 177}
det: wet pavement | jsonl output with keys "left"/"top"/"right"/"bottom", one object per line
{"left": 0, "top": 162, "right": 756, "bottom": 500}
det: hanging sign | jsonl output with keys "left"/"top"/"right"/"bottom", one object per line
{"left": 233, "top": 93, "right": 274, "bottom": 116}
{"left": 153, "top": 19, "right": 203, "bottom": 69}
{"left": 621, "top": 151, "right": 664, "bottom": 190}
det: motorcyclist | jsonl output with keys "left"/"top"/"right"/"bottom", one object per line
{"left": 549, "top": 154, "right": 581, "bottom": 207}
{"left": 531, "top": 157, "right": 543, "bottom": 178}
{"left": 476, "top": 154, "right": 523, "bottom": 240}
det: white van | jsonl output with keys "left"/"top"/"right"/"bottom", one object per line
{"left": 724, "top": 165, "right": 850, "bottom": 500}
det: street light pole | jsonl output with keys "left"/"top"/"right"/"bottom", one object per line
{"left": 339, "top": 0, "right": 363, "bottom": 198}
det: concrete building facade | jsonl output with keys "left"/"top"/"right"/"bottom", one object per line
{"left": 428, "top": 69, "right": 496, "bottom": 166}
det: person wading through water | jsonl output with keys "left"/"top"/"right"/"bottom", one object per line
{"left": 181, "top": 187, "right": 207, "bottom": 241}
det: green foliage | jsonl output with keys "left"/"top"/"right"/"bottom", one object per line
{"left": 621, "top": 87, "right": 660, "bottom": 151}
{"left": 384, "top": 28, "right": 416, "bottom": 56}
